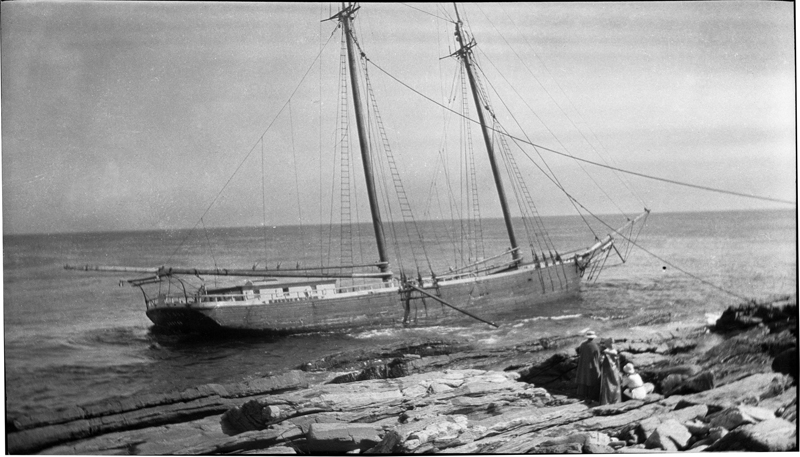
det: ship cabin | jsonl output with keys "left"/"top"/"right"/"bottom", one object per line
{"left": 200, "top": 279, "right": 339, "bottom": 304}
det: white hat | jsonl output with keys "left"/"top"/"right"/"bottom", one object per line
{"left": 623, "top": 363, "right": 635, "bottom": 374}
{"left": 585, "top": 330, "right": 597, "bottom": 339}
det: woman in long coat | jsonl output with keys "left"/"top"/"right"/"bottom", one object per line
{"left": 575, "top": 331, "right": 601, "bottom": 401}
{"left": 599, "top": 338, "right": 622, "bottom": 405}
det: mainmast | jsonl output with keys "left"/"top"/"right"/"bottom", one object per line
{"left": 340, "top": 3, "right": 390, "bottom": 275}
{"left": 453, "top": 4, "right": 521, "bottom": 263}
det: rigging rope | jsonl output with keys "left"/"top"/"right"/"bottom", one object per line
{"left": 337, "top": 33, "right": 354, "bottom": 272}
{"left": 364, "top": 59, "right": 795, "bottom": 207}
{"left": 474, "top": 50, "right": 630, "bottom": 220}
{"left": 166, "top": 24, "right": 340, "bottom": 265}
{"left": 261, "top": 137, "right": 268, "bottom": 263}
{"left": 459, "top": 64, "right": 486, "bottom": 263}
{"left": 400, "top": 3, "right": 453, "bottom": 22}
{"left": 469, "top": 53, "right": 567, "bottom": 258}
{"left": 363, "top": 55, "right": 434, "bottom": 276}
{"left": 288, "top": 102, "right": 307, "bottom": 264}
{"left": 462, "top": 52, "right": 599, "bottom": 239}
{"left": 475, "top": 3, "right": 648, "bottom": 210}
{"left": 200, "top": 217, "right": 218, "bottom": 288}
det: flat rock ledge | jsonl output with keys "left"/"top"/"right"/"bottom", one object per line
{"left": 9, "top": 295, "right": 797, "bottom": 455}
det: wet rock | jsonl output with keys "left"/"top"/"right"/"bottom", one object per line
{"left": 7, "top": 372, "right": 308, "bottom": 454}
{"left": 650, "top": 364, "right": 702, "bottom": 383}
{"left": 224, "top": 371, "right": 309, "bottom": 397}
{"left": 661, "top": 373, "right": 685, "bottom": 394}
{"left": 714, "top": 295, "right": 797, "bottom": 332}
{"left": 662, "top": 371, "right": 715, "bottom": 396}
{"left": 516, "top": 352, "right": 576, "bottom": 386}
{"left": 772, "top": 347, "right": 798, "bottom": 380}
{"left": 178, "top": 424, "right": 305, "bottom": 454}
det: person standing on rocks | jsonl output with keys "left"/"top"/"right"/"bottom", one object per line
{"left": 599, "top": 338, "right": 622, "bottom": 405}
{"left": 575, "top": 330, "right": 602, "bottom": 403}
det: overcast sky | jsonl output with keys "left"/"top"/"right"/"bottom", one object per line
{"left": 2, "top": 2, "right": 795, "bottom": 235}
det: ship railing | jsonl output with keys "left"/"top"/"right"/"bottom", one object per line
{"left": 188, "top": 280, "right": 400, "bottom": 304}
{"left": 436, "top": 259, "right": 520, "bottom": 282}
{"left": 145, "top": 295, "right": 198, "bottom": 310}
{"left": 147, "top": 280, "right": 400, "bottom": 308}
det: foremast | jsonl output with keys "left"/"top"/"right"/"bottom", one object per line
{"left": 339, "top": 3, "right": 391, "bottom": 276}
{"left": 452, "top": 4, "right": 521, "bottom": 264}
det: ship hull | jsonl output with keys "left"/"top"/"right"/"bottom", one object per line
{"left": 145, "top": 261, "right": 581, "bottom": 334}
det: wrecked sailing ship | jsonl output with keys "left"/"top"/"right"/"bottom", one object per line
{"left": 66, "top": 3, "right": 648, "bottom": 333}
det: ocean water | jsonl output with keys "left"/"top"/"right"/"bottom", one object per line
{"left": 3, "top": 209, "right": 796, "bottom": 418}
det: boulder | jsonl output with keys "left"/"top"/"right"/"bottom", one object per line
{"left": 776, "top": 396, "right": 798, "bottom": 423}
{"left": 676, "top": 373, "right": 792, "bottom": 409}
{"left": 688, "top": 426, "right": 728, "bottom": 450}
{"left": 634, "top": 404, "right": 708, "bottom": 443}
{"left": 737, "top": 405, "right": 776, "bottom": 422}
{"left": 772, "top": 347, "right": 798, "bottom": 380}
{"left": 305, "top": 422, "right": 383, "bottom": 453}
{"left": 649, "top": 364, "right": 703, "bottom": 384}
{"left": 644, "top": 419, "right": 692, "bottom": 451}
{"left": 516, "top": 352, "right": 576, "bottom": 386}
{"left": 683, "top": 419, "right": 709, "bottom": 436}
{"left": 707, "top": 418, "right": 797, "bottom": 451}
{"left": 707, "top": 406, "right": 759, "bottom": 430}
{"left": 660, "top": 374, "right": 686, "bottom": 395}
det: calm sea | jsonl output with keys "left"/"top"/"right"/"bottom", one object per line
{"left": 3, "top": 209, "right": 796, "bottom": 417}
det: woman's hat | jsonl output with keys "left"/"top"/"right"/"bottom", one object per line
{"left": 585, "top": 330, "right": 597, "bottom": 339}
{"left": 623, "top": 363, "right": 635, "bottom": 374}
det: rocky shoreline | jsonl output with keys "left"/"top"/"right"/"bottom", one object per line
{"left": 7, "top": 294, "right": 796, "bottom": 454}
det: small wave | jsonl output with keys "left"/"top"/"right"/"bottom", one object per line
{"left": 351, "top": 328, "right": 398, "bottom": 339}
{"left": 72, "top": 326, "right": 152, "bottom": 347}
{"left": 508, "top": 313, "right": 582, "bottom": 325}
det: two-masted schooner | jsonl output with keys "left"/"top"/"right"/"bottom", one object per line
{"left": 67, "top": 3, "right": 648, "bottom": 334}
